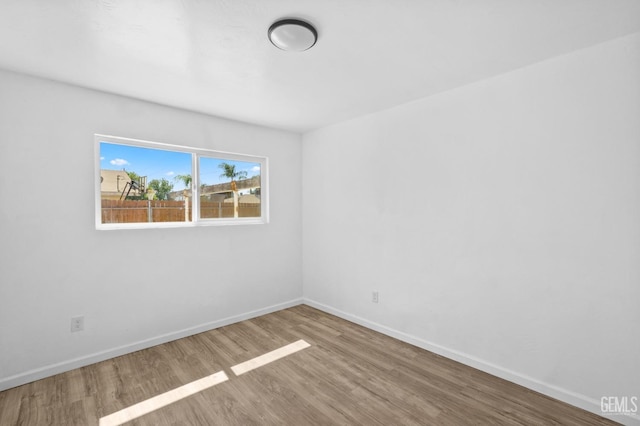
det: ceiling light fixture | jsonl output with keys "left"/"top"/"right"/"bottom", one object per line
{"left": 268, "top": 19, "right": 317, "bottom": 52}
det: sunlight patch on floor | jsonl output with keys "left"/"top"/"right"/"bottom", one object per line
{"left": 99, "top": 371, "right": 229, "bottom": 426}
{"left": 231, "top": 339, "right": 311, "bottom": 376}
{"left": 98, "top": 339, "right": 311, "bottom": 425}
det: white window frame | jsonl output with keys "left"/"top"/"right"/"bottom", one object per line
{"left": 95, "top": 134, "right": 269, "bottom": 230}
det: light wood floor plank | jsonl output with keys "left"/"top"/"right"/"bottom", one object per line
{"left": 0, "top": 305, "right": 618, "bottom": 425}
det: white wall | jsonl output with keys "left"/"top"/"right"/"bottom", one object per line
{"left": 0, "top": 70, "right": 302, "bottom": 390}
{"left": 303, "top": 33, "right": 640, "bottom": 418}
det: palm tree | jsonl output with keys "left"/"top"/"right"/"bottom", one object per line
{"left": 218, "top": 163, "right": 247, "bottom": 218}
{"left": 173, "top": 174, "right": 192, "bottom": 190}
{"left": 174, "top": 174, "right": 192, "bottom": 221}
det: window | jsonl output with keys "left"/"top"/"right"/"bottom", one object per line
{"left": 95, "top": 134, "right": 268, "bottom": 229}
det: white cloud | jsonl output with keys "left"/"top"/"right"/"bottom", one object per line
{"left": 251, "top": 166, "right": 261, "bottom": 172}
{"left": 166, "top": 171, "right": 175, "bottom": 176}
{"left": 110, "top": 158, "right": 129, "bottom": 166}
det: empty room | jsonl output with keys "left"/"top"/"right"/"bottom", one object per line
{"left": 0, "top": 1, "right": 639, "bottom": 425}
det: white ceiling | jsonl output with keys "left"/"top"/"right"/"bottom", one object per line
{"left": 1, "top": 1, "right": 639, "bottom": 133}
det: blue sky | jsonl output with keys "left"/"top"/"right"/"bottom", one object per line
{"left": 100, "top": 142, "right": 260, "bottom": 190}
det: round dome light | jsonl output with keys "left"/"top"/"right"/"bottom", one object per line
{"left": 268, "top": 19, "right": 318, "bottom": 52}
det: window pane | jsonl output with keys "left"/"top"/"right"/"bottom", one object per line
{"left": 199, "top": 156, "right": 261, "bottom": 219}
{"left": 99, "top": 142, "right": 192, "bottom": 224}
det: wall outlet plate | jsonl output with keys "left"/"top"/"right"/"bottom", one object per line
{"left": 71, "top": 316, "right": 84, "bottom": 332}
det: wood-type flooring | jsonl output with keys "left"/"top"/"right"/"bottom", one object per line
{"left": 0, "top": 305, "right": 618, "bottom": 425}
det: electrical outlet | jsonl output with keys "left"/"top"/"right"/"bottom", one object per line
{"left": 372, "top": 291, "right": 379, "bottom": 303}
{"left": 71, "top": 316, "right": 84, "bottom": 332}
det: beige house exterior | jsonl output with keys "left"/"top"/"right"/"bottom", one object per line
{"left": 222, "top": 194, "right": 260, "bottom": 204}
{"left": 100, "top": 169, "right": 136, "bottom": 200}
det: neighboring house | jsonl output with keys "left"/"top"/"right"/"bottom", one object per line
{"left": 170, "top": 176, "right": 261, "bottom": 201}
{"left": 100, "top": 169, "right": 135, "bottom": 200}
{"left": 223, "top": 194, "right": 260, "bottom": 204}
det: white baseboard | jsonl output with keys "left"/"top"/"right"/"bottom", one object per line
{"left": 0, "top": 298, "right": 304, "bottom": 392}
{"left": 302, "top": 298, "right": 640, "bottom": 426}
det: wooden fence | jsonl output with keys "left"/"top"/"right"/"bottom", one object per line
{"left": 101, "top": 199, "right": 260, "bottom": 224}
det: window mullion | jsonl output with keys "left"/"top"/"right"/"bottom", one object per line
{"left": 192, "top": 153, "right": 200, "bottom": 223}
